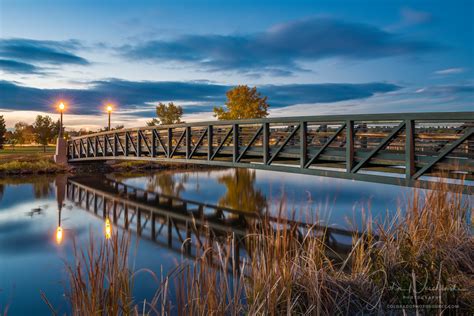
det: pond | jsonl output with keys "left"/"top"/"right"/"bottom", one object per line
{"left": 0, "top": 168, "right": 417, "bottom": 314}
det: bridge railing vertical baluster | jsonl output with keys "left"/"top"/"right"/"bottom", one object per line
{"left": 233, "top": 123, "right": 239, "bottom": 163}
{"left": 103, "top": 135, "right": 107, "bottom": 157}
{"left": 300, "top": 121, "right": 307, "bottom": 168}
{"left": 167, "top": 216, "right": 172, "bottom": 246}
{"left": 167, "top": 128, "right": 172, "bottom": 158}
{"left": 152, "top": 128, "right": 157, "bottom": 157}
{"left": 113, "top": 134, "right": 118, "bottom": 156}
{"left": 186, "top": 126, "right": 191, "bottom": 159}
{"left": 137, "top": 130, "right": 142, "bottom": 157}
{"left": 346, "top": 120, "right": 354, "bottom": 172}
{"left": 405, "top": 119, "right": 415, "bottom": 181}
{"left": 263, "top": 122, "right": 269, "bottom": 165}
{"left": 86, "top": 138, "right": 90, "bottom": 158}
{"left": 137, "top": 208, "right": 141, "bottom": 236}
{"left": 125, "top": 132, "right": 129, "bottom": 156}
{"left": 151, "top": 212, "right": 156, "bottom": 240}
{"left": 208, "top": 125, "right": 213, "bottom": 160}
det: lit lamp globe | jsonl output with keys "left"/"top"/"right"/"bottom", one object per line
{"left": 106, "top": 105, "right": 113, "bottom": 130}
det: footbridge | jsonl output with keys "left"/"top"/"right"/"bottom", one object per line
{"left": 66, "top": 112, "right": 474, "bottom": 191}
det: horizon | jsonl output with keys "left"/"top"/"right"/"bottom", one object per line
{"left": 1, "top": 0, "right": 473, "bottom": 129}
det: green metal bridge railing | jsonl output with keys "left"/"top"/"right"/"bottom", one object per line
{"left": 67, "top": 112, "right": 474, "bottom": 191}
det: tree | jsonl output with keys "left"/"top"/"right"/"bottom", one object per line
{"left": 0, "top": 115, "right": 6, "bottom": 149}
{"left": 13, "top": 122, "right": 35, "bottom": 144}
{"left": 6, "top": 131, "right": 18, "bottom": 149}
{"left": 98, "top": 125, "right": 124, "bottom": 132}
{"left": 33, "top": 115, "right": 57, "bottom": 152}
{"left": 213, "top": 85, "right": 269, "bottom": 120}
{"left": 147, "top": 102, "right": 183, "bottom": 126}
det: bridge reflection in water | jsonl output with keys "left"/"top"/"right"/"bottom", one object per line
{"left": 65, "top": 176, "right": 361, "bottom": 270}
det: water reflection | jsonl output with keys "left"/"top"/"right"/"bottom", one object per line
{"left": 0, "top": 169, "right": 419, "bottom": 314}
{"left": 66, "top": 175, "right": 360, "bottom": 267}
{"left": 105, "top": 217, "right": 112, "bottom": 239}
{"left": 55, "top": 175, "right": 66, "bottom": 245}
{"left": 146, "top": 172, "right": 189, "bottom": 196}
{"left": 217, "top": 169, "right": 266, "bottom": 213}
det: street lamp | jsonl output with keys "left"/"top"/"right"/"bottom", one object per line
{"left": 58, "top": 102, "right": 65, "bottom": 138}
{"left": 106, "top": 105, "right": 113, "bottom": 131}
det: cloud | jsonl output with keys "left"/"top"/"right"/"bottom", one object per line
{"left": 0, "top": 79, "right": 400, "bottom": 116}
{"left": 0, "top": 59, "right": 42, "bottom": 74}
{"left": 122, "top": 17, "right": 440, "bottom": 76}
{"left": 0, "top": 38, "right": 89, "bottom": 67}
{"left": 434, "top": 68, "right": 466, "bottom": 75}
{"left": 400, "top": 8, "right": 432, "bottom": 25}
{"left": 415, "top": 84, "right": 474, "bottom": 95}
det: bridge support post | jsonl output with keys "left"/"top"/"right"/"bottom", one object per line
{"left": 54, "top": 137, "right": 68, "bottom": 165}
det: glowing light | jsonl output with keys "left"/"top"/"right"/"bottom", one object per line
{"left": 106, "top": 105, "right": 113, "bottom": 113}
{"left": 56, "top": 226, "right": 63, "bottom": 244}
{"left": 105, "top": 218, "right": 112, "bottom": 239}
{"left": 58, "top": 102, "right": 65, "bottom": 111}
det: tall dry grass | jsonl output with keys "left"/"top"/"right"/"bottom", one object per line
{"left": 50, "top": 232, "right": 174, "bottom": 315}
{"left": 50, "top": 180, "right": 472, "bottom": 315}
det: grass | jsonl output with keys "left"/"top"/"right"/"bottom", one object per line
{"left": 0, "top": 145, "right": 55, "bottom": 155}
{"left": 0, "top": 154, "right": 65, "bottom": 175}
{"left": 47, "top": 180, "right": 473, "bottom": 315}
{"left": 0, "top": 146, "right": 66, "bottom": 174}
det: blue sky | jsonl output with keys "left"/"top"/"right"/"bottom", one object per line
{"left": 0, "top": 0, "right": 472, "bottom": 129}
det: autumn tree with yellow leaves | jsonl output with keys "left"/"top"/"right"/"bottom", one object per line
{"left": 213, "top": 85, "right": 269, "bottom": 120}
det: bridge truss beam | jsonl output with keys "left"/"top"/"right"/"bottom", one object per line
{"left": 68, "top": 112, "right": 474, "bottom": 192}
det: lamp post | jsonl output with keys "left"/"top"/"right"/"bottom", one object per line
{"left": 54, "top": 102, "right": 68, "bottom": 164}
{"left": 58, "top": 102, "right": 65, "bottom": 138}
{"left": 106, "top": 105, "right": 113, "bottom": 131}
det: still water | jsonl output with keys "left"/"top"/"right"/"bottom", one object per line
{"left": 0, "top": 168, "right": 414, "bottom": 314}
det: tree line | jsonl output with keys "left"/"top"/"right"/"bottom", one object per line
{"left": 0, "top": 115, "right": 60, "bottom": 152}
{"left": 147, "top": 85, "right": 269, "bottom": 125}
{"left": 0, "top": 85, "right": 269, "bottom": 150}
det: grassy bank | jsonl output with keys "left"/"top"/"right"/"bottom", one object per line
{"left": 47, "top": 181, "right": 472, "bottom": 315}
{"left": 0, "top": 154, "right": 66, "bottom": 175}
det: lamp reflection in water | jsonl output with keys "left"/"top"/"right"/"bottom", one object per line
{"left": 105, "top": 217, "right": 112, "bottom": 239}
{"left": 56, "top": 226, "right": 63, "bottom": 244}
{"left": 55, "top": 174, "right": 67, "bottom": 245}
{"left": 56, "top": 199, "right": 63, "bottom": 244}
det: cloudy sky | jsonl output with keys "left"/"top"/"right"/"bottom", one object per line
{"left": 0, "top": 0, "right": 472, "bottom": 129}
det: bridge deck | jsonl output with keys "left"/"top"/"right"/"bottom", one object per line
{"left": 67, "top": 112, "right": 474, "bottom": 191}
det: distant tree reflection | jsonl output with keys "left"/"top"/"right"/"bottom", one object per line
{"left": 146, "top": 172, "right": 189, "bottom": 197}
{"left": 32, "top": 179, "right": 53, "bottom": 199}
{"left": 0, "top": 184, "right": 4, "bottom": 202}
{"left": 217, "top": 169, "right": 266, "bottom": 213}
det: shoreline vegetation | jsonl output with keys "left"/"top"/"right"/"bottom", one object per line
{"left": 0, "top": 147, "right": 217, "bottom": 175}
{"left": 41, "top": 180, "right": 472, "bottom": 315}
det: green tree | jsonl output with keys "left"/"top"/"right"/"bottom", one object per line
{"left": 0, "top": 115, "right": 6, "bottom": 149}
{"left": 213, "top": 85, "right": 269, "bottom": 120}
{"left": 33, "top": 115, "right": 57, "bottom": 152}
{"left": 147, "top": 102, "right": 184, "bottom": 126}
{"left": 13, "top": 122, "right": 35, "bottom": 144}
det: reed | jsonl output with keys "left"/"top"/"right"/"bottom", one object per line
{"left": 51, "top": 180, "right": 472, "bottom": 315}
